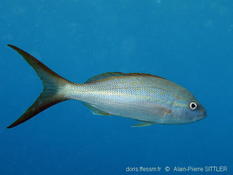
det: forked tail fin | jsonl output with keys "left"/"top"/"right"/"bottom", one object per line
{"left": 7, "top": 44, "right": 74, "bottom": 128}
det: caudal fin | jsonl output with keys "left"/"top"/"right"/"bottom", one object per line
{"left": 7, "top": 44, "right": 73, "bottom": 128}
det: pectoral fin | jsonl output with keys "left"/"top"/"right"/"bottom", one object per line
{"left": 132, "top": 122, "right": 154, "bottom": 127}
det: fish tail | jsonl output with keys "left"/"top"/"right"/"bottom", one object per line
{"left": 7, "top": 44, "right": 75, "bottom": 128}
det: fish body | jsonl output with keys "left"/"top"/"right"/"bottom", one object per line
{"left": 65, "top": 74, "right": 205, "bottom": 124}
{"left": 6, "top": 45, "right": 206, "bottom": 128}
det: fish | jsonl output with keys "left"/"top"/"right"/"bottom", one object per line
{"left": 6, "top": 44, "right": 207, "bottom": 128}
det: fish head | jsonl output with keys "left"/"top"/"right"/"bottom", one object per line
{"left": 170, "top": 91, "right": 207, "bottom": 123}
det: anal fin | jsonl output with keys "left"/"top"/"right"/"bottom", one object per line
{"left": 82, "top": 103, "right": 112, "bottom": 116}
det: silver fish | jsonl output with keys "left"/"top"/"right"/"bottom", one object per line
{"left": 7, "top": 45, "right": 206, "bottom": 128}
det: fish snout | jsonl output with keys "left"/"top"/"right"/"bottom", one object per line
{"left": 196, "top": 106, "right": 207, "bottom": 121}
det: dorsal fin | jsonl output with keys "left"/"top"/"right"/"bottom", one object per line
{"left": 85, "top": 72, "right": 123, "bottom": 83}
{"left": 85, "top": 72, "right": 164, "bottom": 83}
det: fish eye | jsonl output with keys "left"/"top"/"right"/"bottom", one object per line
{"left": 189, "top": 102, "right": 198, "bottom": 110}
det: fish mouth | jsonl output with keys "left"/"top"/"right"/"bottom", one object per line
{"left": 203, "top": 110, "right": 207, "bottom": 117}
{"left": 201, "top": 108, "right": 207, "bottom": 118}
{"left": 197, "top": 110, "right": 207, "bottom": 121}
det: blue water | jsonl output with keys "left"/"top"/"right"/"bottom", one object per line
{"left": 0, "top": 0, "right": 232, "bottom": 174}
